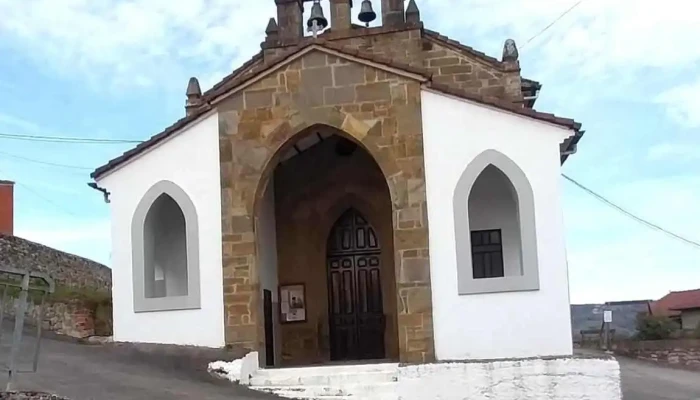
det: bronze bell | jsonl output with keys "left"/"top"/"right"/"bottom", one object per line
{"left": 358, "top": 0, "right": 377, "bottom": 27}
{"left": 307, "top": 0, "right": 329, "bottom": 31}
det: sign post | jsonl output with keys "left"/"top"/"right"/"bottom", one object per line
{"left": 603, "top": 310, "right": 613, "bottom": 352}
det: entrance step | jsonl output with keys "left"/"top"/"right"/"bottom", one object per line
{"left": 254, "top": 382, "right": 398, "bottom": 399}
{"left": 249, "top": 363, "right": 400, "bottom": 399}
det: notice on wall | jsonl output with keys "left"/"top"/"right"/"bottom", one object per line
{"left": 603, "top": 310, "right": 613, "bottom": 323}
{"left": 280, "top": 284, "right": 306, "bottom": 323}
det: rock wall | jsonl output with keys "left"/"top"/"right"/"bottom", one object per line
{"left": 0, "top": 234, "right": 112, "bottom": 338}
{"left": 614, "top": 339, "right": 700, "bottom": 370}
{"left": 2, "top": 297, "right": 108, "bottom": 339}
{"left": 0, "top": 234, "right": 111, "bottom": 291}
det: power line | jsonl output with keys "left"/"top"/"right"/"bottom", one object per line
{"left": 0, "top": 150, "right": 92, "bottom": 170}
{"left": 0, "top": 132, "right": 143, "bottom": 144}
{"left": 520, "top": 0, "right": 584, "bottom": 50}
{"left": 0, "top": 167, "right": 80, "bottom": 218}
{"left": 562, "top": 173, "right": 700, "bottom": 250}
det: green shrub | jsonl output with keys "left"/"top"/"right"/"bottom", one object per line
{"left": 635, "top": 314, "right": 678, "bottom": 340}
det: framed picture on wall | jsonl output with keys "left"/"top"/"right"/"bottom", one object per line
{"left": 279, "top": 283, "right": 306, "bottom": 323}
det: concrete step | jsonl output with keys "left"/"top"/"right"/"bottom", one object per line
{"left": 250, "top": 363, "right": 400, "bottom": 388}
{"left": 252, "top": 382, "right": 398, "bottom": 399}
{"left": 250, "top": 370, "right": 398, "bottom": 387}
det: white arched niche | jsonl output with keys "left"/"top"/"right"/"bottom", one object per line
{"left": 453, "top": 150, "right": 539, "bottom": 295}
{"left": 131, "top": 180, "right": 201, "bottom": 312}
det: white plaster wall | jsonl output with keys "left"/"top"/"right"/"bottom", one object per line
{"left": 468, "top": 166, "right": 522, "bottom": 277}
{"left": 258, "top": 179, "right": 279, "bottom": 302}
{"left": 257, "top": 178, "right": 280, "bottom": 365}
{"left": 421, "top": 90, "right": 574, "bottom": 360}
{"left": 97, "top": 112, "right": 225, "bottom": 347}
{"left": 682, "top": 309, "right": 700, "bottom": 330}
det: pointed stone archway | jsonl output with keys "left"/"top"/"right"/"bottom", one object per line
{"left": 218, "top": 52, "right": 434, "bottom": 363}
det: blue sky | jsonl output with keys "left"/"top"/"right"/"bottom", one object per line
{"left": 0, "top": 0, "right": 698, "bottom": 304}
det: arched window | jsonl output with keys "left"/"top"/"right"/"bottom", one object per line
{"left": 132, "top": 181, "right": 201, "bottom": 312}
{"left": 453, "top": 150, "right": 539, "bottom": 295}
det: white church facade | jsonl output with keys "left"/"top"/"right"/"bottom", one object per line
{"left": 92, "top": 0, "right": 585, "bottom": 368}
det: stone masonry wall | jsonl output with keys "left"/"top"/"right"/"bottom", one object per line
{"left": 0, "top": 234, "right": 111, "bottom": 338}
{"left": 218, "top": 49, "right": 434, "bottom": 363}
{"left": 332, "top": 29, "right": 522, "bottom": 102}
{"left": 0, "top": 234, "right": 111, "bottom": 291}
{"left": 2, "top": 298, "right": 99, "bottom": 338}
{"left": 273, "top": 135, "right": 399, "bottom": 365}
{"left": 614, "top": 339, "right": 700, "bottom": 370}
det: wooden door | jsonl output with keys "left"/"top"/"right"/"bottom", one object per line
{"left": 326, "top": 209, "right": 385, "bottom": 361}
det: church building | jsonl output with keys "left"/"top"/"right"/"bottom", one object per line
{"left": 91, "top": 0, "right": 583, "bottom": 368}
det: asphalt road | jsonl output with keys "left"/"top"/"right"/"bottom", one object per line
{"left": 0, "top": 330, "right": 277, "bottom": 400}
{"left": 1, "top": 331, "right": 698, "bottom": 399}
{"left": 619, "top": 356, "right": 700, "bottom": 400}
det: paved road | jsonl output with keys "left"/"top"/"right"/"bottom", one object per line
{"left": 2, "top": 332, "right": 699, "bottom": 399}
{"left": 619, "top": 356, "right": 700, "bottom": 400}
{"left": 1, "top": 331, "right": 277, "bottom": 400}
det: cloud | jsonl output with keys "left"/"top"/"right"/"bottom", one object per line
{"left": 647, "top": 142, "right": 700, "bottom": 161}
{"left": 0, "top": 112, "right": 42, "bottom": 133}
{"left": 563, "top": 174, "right": 700, "bottom": 303}
{"left": 420, "top": 0, "right": 700, "bottom": 107}
{"left": 0, "top": 0, "right": 276, "bottom": 91}
{"left": 15, "top": 218, "right": 111, "bottom": 265}
{"left": 655, "top": 76, "right": 700, "bottom": 128}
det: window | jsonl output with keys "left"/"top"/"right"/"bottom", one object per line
{"left": 471, "top": 229, "right": 504, "bottom": 279}
{"left": 132, "top": 181, "right": 201, "bottom": 312}
{"left": 453, "top": 150, "right": 539, "bottom": 295}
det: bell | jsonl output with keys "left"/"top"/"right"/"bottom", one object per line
{"left": 307, "top": 0, "right": 329, "bottom": 32}
{"left": 358, "top": 0, "right": 377, "bottom": 27}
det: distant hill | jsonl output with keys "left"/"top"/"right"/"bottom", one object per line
{"left": 571, "top": 300, "right": 651, "bottom": 340}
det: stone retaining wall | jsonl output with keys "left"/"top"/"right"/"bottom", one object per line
{"left": 613, "top": 339, "right": 700, "bottom": 370}
{"left": 2, "top": 298, "right": 105, "bottom": 338}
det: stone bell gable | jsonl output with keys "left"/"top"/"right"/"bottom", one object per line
{"left": 217, "top": 45, "right": 434, "bottom": 363}
{"left": 215, "top": 1, "right": 525, "bottom": 120}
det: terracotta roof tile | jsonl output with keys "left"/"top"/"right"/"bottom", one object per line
{"left": 92, "top": 31, "right": 581, "bottom": 179}
{"left": 427, "top": 82, "right": 582, "bottom": 131}
{"left": 651, "top": 289, "right": 700, "bottom": 316}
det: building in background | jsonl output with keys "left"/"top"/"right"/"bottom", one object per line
{"left": 651, "top": 289, "right": 700, "bottom": 331}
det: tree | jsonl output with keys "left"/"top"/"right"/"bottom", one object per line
{"left": 634, "top": 314, "right": 677, "bottom": 340}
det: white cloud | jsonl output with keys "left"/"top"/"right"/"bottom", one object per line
{"left": 0, "top": 112, "right": 42, "bottom": 133}
{"left": 647, "top": 142, "right": 700, "bottom": 161}
{"left": 15, "top": 219, "right": 111, "bottom": 266}
{"left": 655, "top": 76, "right": 700, "bottom": 129}
{"left": 0, "top": 0, "right": 276, "bottom": 90}
{"left": 563, "top": 174, "right": 700, "bottom": 303}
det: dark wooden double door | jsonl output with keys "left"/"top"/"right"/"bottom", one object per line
{"left": 326, "top": 209, "right": 385, "bottom": 361}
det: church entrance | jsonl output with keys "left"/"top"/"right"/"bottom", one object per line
{"left": 254, "top": 124, "right": 401, "bottom": 367}
{"left": 326, "top": 209, "right": 385, "bottom": 361}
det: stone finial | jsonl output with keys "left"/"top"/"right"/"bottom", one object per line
{"left": 502, "top": 39, "right": 519, "bottom": 62}
{"left": 265, "top": 17, "right": 279, "bottom": 36}
{"left": 406, "top": 0, "right": 420, "bottom": 23}
{"left": 185, "top": 77, "right": 202, "bottom": 116}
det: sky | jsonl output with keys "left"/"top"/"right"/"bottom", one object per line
{"left": 0, "top": 0, "right": 698, "bottom": 305}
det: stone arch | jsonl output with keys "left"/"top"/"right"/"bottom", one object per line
{"left": 252, "top": 108, "right": 401, "bottom": 212}
{"left": 220, "top": 100, "right": 434, "bottom": 363}
{"left": 453, "top": 149, "right": 539, "bottom": 295}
